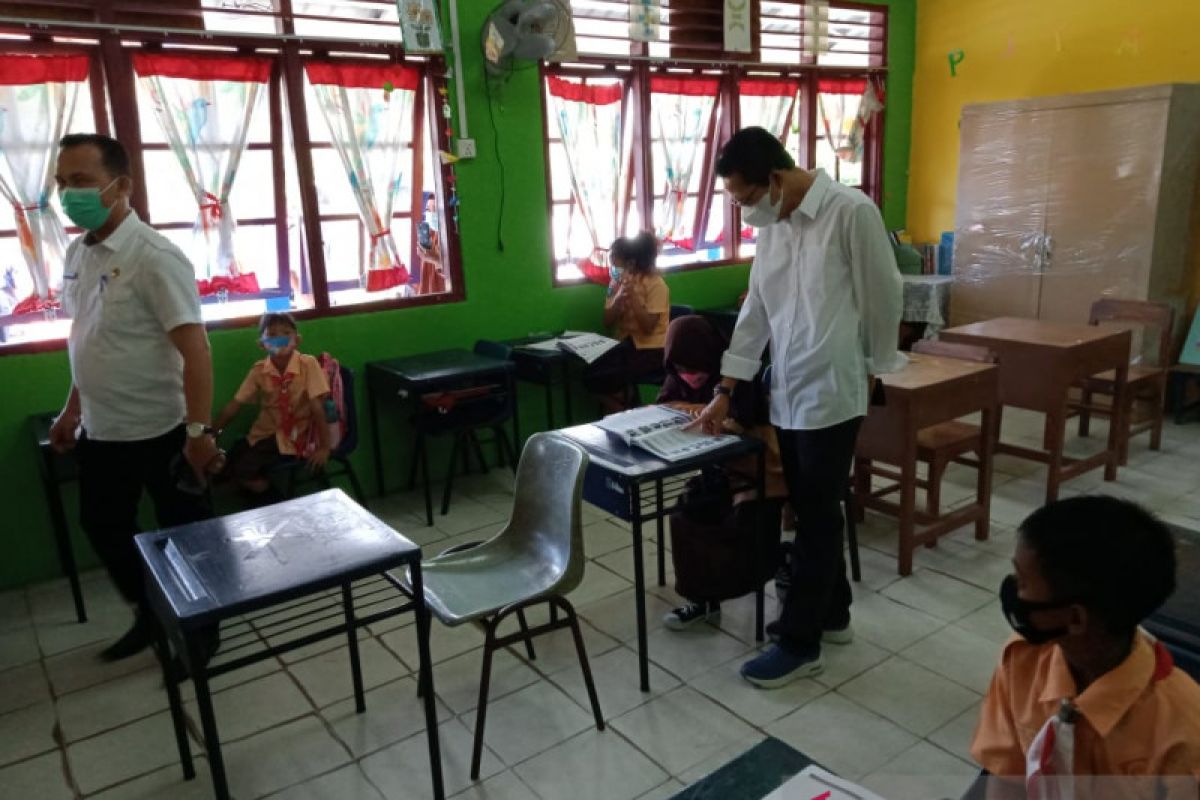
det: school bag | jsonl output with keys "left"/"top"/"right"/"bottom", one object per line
{"left": 669, "top": 468, "right": 784, "bottom": 601}
{"left": 299, "top": 353, "right": 345, "bottom": 457}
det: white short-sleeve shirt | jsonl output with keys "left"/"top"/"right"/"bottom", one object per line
{"left": 62, "top": 211, "right": 203, "bottom": 442}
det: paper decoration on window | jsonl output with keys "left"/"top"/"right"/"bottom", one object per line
{"left": 724, "top": 0, "right": 752, "bottom": 54}
{"left": 630, "top": 0, "right": 661, "bottom": 43}
{"left": 397, "top": 0, "right": 443, "bottom": 53}
{"left": 802, "top": 0, "right": 829, "bottom": 57}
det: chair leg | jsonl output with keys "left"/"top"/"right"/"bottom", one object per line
{"left": 470, "top": 620, "right": 498, "bottom": 781}
{"left": 441, "top": 435, "right": 462, "bottom": 516}
{"left": 495, "top": 426, "right": 517, "bottom": 474}
{"left": 1151, "top": 384, "right": 1165, "bottom": 451}
{"left": 419, "top": 439, "right": 433, "bottom": 526}
{"left": 1078, "top": 390, "right": 1092, "bottom": 438}
{"left": 515, "top": 609, "right": 537, "bottom": 661}
{"left": 408, "top": 434, "right": 424, "bottom": 491}
{"left": 554, "top": 597, "right": 604, "bottom": 732}
{"left": 344, "top": 460, "right": 369, "bottom": 507}
{"left": 469, "top": 430, "right": 490, "bottom": 475}
{"left": 925, "top": 458, "right": 945, "bottom": 520}
{"left": 843, "top": 484, "right": 861, "bottom": 583}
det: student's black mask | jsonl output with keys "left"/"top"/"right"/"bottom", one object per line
{"left": 999, "top": 575, "right": 1077, "bottom": 645}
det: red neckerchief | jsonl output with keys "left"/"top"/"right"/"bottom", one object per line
{"left": 268, "top": 362, "right": 300, "bottom": 448}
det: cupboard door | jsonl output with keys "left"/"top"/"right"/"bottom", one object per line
{"left": 951, "top": 107, "right": 1052, "bottom": 326}
{"left": 1037, "top": 97, "right": 1168, "bottom": 326}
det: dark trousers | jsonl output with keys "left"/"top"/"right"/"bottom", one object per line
{"left": 774, "top": 416, "right": 863, "bottom": 651}
{"left": 77, "top": 425, "right": 211, "bottom": 607}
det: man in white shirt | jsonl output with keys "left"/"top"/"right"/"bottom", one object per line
{"left": 48, "top": 134, "right": 222, "bottom": 662}
{"left": 692, "top": 127, "right": 905, "bottom": 688}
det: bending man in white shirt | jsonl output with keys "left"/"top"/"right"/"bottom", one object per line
{"left": 691, "top": 127, "right": 906, "bottom": 689}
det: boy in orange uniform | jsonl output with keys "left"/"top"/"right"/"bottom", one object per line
{"left": 972, "top": 496, "right": 1200, "bottom": 798}
{"left": 215, "top": 312, "right": 331, "bottom": 502}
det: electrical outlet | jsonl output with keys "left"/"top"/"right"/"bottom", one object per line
{"left": 456, "top": 138, "right": 477, "bottom": 159}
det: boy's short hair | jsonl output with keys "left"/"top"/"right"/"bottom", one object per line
{"left": 715, "top": 126, "right": 796, "bottom": 186}
{"left": 258, "top": 312, "right": 299, "bottom": 336}
{"left": 1019, "top": 496, "right": 1176, "bottom": 637}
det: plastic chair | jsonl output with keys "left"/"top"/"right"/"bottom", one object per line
{"left": 669, "top": 303, "right": 694, "bottom": 321}
{"left": 403, "top": 433, "right": 604, "bottom": 780}
{"left": 276, "top": 364, "right": 368, "bottom": 506}
{"left": 1068, "top": 299, "right": 1174, "bottom": 463}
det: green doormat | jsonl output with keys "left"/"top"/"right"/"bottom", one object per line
{"left": 669, "top": 737, "right": 814, "bottom": 800}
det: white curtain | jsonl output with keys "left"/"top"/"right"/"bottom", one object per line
{"left": 306, "top": 62, "right": 417, "bottom": 292}
{"left": 738, "top": 82, "right": 798, "bottom": 141}
{"left": 546, "top": 75, "right": 624, "bottom": 281}
{"left": 651, "top": 77, "right": 717, "bottom": 249}
{"left": 134, "top": 53, "right": 268, "bottom": 289}
{"left": 0, "top": 55, "right": 85, "bottom": 313}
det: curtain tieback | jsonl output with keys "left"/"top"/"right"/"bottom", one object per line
{"left": 199, "top": 191, "right": 223, "bottom": 233}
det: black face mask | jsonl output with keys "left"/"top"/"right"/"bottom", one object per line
{"left": 999, "top": 575, "right": 1075, "bottom": 645}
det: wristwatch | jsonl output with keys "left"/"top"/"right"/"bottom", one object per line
{"left": 185, "top": 422, "right": 214, "bottom": 438}
{"left": 713, "top": 384, "right": 733, "bottom": 399}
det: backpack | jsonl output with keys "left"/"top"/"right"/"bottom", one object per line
{"left": 670, "top": 469, "right": 784, "bottom": 602}
{"left": 300, "top": 353, "right": 345, "bottom": 457}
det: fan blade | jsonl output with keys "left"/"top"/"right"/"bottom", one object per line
{"left": 512, "top": 32, "right": 557, "bottom": 60}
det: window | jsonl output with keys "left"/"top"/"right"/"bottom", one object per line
{"left": 545, "top": 0, "right": 887, "bottom": 284}
{"left": 0, "top": 2, "right": 460, "bottom": 349}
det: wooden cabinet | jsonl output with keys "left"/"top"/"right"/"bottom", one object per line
{"left": 950, "top": 85, "right": 1200, "bottom": 355}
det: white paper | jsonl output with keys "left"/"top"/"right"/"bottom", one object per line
{"left": 724, "top": 0, "right": 753, "bottom": 53}
{"left": 764, "top": 766, "right": 887, "bottom": 800}
{"left": 558, "top": 333, "right": 620, "bottom": 365}
{"left": 520, "top": 338, "right": 565, "bottom": 352}
{"left": 397, "top": 0, "right": 443, "bottom": 53}
{"left": 596, "top": 405, "right": 738, "bottom": 462}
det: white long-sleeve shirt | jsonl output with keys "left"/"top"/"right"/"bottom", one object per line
{"left": 721, "top": 170, "right": 906, "bottom": 430}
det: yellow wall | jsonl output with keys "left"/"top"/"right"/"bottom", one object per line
{"left": 907, "top": 0, "right": 1200, "bottom": 274}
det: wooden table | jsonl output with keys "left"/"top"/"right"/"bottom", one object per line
{"left": 855, "top": 353, "right": 999, "bottom": 575}
{"left": 940, "top": 317, "right": 1130, "bottom": 503}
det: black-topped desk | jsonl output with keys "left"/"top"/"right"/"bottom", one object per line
{"left": 31, "top": 412, "right": 87, "bottom": 623}
{"left": 135, "top": 489, "right": 444, "bottom": 800}
{"left": 367, "top": 349, "right": 517, "bottom": 521}
{"left": 504, "top": 336, "right": 575, "bottom": 433}
{"left": 558, "top": 422, "right": 765, "bottom": 692}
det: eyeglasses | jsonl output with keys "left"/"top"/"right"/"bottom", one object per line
{"left": 728, "top": 185, "right": 767, "bottom": 208}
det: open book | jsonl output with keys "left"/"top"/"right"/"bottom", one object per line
{"left": 520, "top": 332, "right": 620, "bottom": 365}
{"left": 594, "top": 405, "right": 738, "bottom": 462}
{"left": 764, "top": 765, "right": 887, "bottom": 800}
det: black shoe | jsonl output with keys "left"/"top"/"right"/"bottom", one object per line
{"left": 99, "top": 616, "right": 155, "bottom": 662}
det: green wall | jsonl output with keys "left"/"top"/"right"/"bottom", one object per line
{"left": 0, "top": 0, "right": 914, "bottom": 589}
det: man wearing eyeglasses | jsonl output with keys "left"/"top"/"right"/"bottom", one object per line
{"left": 690, "top": 126, "right": 905, "bottom": 689}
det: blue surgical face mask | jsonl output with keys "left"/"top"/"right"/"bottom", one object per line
{"left": 262, "top": 335, "right": 292, "bottom": 355}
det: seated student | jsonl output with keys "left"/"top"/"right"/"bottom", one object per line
{"left": 972, "top": 496, "right": 1200, "bottom": 798}
{"left": 583, "top": 232, "right": 669, "bottom": 413}
{"left": 214, "top": 312, "right": 332, "bottom": 503}
{"left": 657, "top": 314, "right": 787, "bottom": 629}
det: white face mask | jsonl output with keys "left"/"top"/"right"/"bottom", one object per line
{"left": 742, "top": 183, "right": 784, "bottom": 228}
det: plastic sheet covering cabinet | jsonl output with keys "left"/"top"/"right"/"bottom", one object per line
{"left": 951, "top": 84, "right": 1200, "bottom": 360}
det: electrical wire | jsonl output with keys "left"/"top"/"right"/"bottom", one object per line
{"left": 483, "top": 69, "right": 507, "bottom": 253}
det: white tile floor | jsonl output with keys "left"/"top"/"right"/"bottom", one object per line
{"left": 3, "top": 409, "right": 1200, "bottom": 800}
